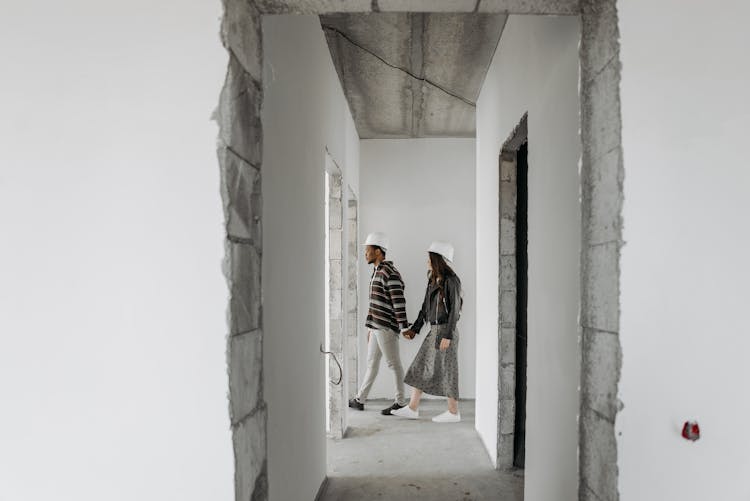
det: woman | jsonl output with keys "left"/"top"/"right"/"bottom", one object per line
{"left": 392, "top": 241, "right": 462, "bottom": 423}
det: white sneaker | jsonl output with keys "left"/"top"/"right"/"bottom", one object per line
{"left": 391, "top": 405, "right": 420, "bottom": 419}
{"left": 432, "top": 410, "right": 461, "bottom": 423}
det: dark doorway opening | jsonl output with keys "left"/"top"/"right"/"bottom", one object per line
{"left": 513, "top": 141, "right": 529, "bottom": 469}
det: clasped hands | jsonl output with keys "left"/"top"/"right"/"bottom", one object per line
{"left": 402, "top": 329, "right": 417, "bottom": 340}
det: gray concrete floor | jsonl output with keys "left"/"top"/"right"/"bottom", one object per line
{"left": 324, "top": 399, "right": 524, "bottom": 501}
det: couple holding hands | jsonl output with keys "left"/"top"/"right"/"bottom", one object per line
{"left": 348, "top": 232, "right": 463, "bottom": 423}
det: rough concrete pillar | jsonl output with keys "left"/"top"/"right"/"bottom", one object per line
{"left": 497, "top": 151, "right": 517, "bottom": 469}
{"left": 328, "top": 173, "right": 347, "bottom": 439}
{"left": 579, "top": 1, "right": 624, "bottom": 500}
{"left": 217, "top": 0, "right": 267, "bottom": 499}
{"left": 346, "top": 196, "right": 359, "bottom": 399}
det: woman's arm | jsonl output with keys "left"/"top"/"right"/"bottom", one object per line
{"left": 442, "top": 277, "right": 461, "bottom": 339}
{"left": 409, "top": 282, "right": 430, "bottom": 335}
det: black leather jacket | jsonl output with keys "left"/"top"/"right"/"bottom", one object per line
{"left": 409, "top": 273, "right": 461, "bottom": 339}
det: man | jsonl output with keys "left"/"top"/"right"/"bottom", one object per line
{"left": 348, "top": 232, "right": 410, "bottom": 415}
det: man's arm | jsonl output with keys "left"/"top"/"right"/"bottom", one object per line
{"left": 387, "top": 271, "right": 408, "bottom": 330}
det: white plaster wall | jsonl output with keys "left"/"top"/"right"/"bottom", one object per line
{"left": 359, "top": 139, "right": 477, "bottom": 400}
{"left": 475, "top": 15, "right": 581, "bottom": 499}
{"left": 262, "top": 15, "right": 359, "bottom": 501}
{"left": 0, "top": 2, "right": 232, "bottom": 500}
{"left": 618, "top": 2, "right": 750, "bottom": 499}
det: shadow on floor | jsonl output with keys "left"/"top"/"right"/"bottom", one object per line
{"left": 325, "top": 399, "right": 523, "bottom": 501}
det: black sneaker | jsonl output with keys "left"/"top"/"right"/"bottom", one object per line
{"left": 348, "top": 398, "right": 364, "bottom": 411}
{"left": 381, "top": 402, "right": 406, "bottom": 415}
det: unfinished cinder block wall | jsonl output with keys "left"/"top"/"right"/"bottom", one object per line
{"left": 497, "top": 149, "right": 518, "bottom": 469}
{"left": 346, "top": 193, "right": 359, "bottom": 398}
{"left": 327, "top": 170, "right": 346, "bottom": 439}
{"left": 496, "top": 116, "right": 527, "bottom": 469}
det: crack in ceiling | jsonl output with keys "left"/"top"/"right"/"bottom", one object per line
{"left": 322, "top": 13, "right": 507, "bottom": 138}
{"left": 322, "top": 24, "right": 476, "bottom": 107}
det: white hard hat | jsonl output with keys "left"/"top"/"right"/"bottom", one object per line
{"left": 364, "top": 232, "right": 389, "bottom": 251}
{"left": 428, "top": 241, "right": 454, "bottom": 263}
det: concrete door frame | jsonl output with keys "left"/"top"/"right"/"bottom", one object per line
{"left": 345, "top": 188, "right": 360, "bottom": 401}
{"left": 216, "top": 1, "right": 623, "bottom": 500}
{"left": 325, "top": 158, "right": 346, "bottom": 439}
{"left": 497, "top": 113, "right": 528, "bottom": 470}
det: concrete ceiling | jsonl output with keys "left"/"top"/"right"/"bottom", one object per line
{"left": 321, "top": 13, "right": 507, "bottom": 138}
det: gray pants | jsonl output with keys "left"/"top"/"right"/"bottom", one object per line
{"left": 356, "top": 329, "right": 406, "bottom": 405}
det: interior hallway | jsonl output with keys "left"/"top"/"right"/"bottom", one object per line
{"left": 324, "top": 400, "right": 523, "bottom": 501}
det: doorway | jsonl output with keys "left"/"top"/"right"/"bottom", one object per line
{"left": 219, "top": 3, "right": 625, "bottom": 500}
{"left": 513, "top": 141, "right": 528, "bottom": 469}
{"left": 326, "top": 136, "right": 520, "bottom": 501}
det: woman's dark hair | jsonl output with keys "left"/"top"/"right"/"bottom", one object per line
{"left": 429, "top": 252, "right": 456, "bottom": 286}
{"left": 375, "top": 246, "right": 386, "bottom": 258}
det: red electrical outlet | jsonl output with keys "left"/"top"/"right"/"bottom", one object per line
{"left": 682, "top": 421, "right": 700, "bottom": 441}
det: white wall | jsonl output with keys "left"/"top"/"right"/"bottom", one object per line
{"left": 475, "top": 15, "right": 581, "bottom": 499}
{"left": 618, "top": 2, "right": 750, "bottom": 499}
{"left": 262, "top": 15, "right": 359, "bottom": 501}
{"left": 359, "top": 139, "right": 477, "bottom": 400}
{"left": 0, "top": 2, "right": 232, "bottom": 500}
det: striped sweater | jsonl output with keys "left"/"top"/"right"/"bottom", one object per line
{"left": 365, "top": 260, "right": 408, "bottom": 333}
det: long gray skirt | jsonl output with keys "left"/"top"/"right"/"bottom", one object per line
{"left": 404, "top": 325, "right": 459, "bottom": 399}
